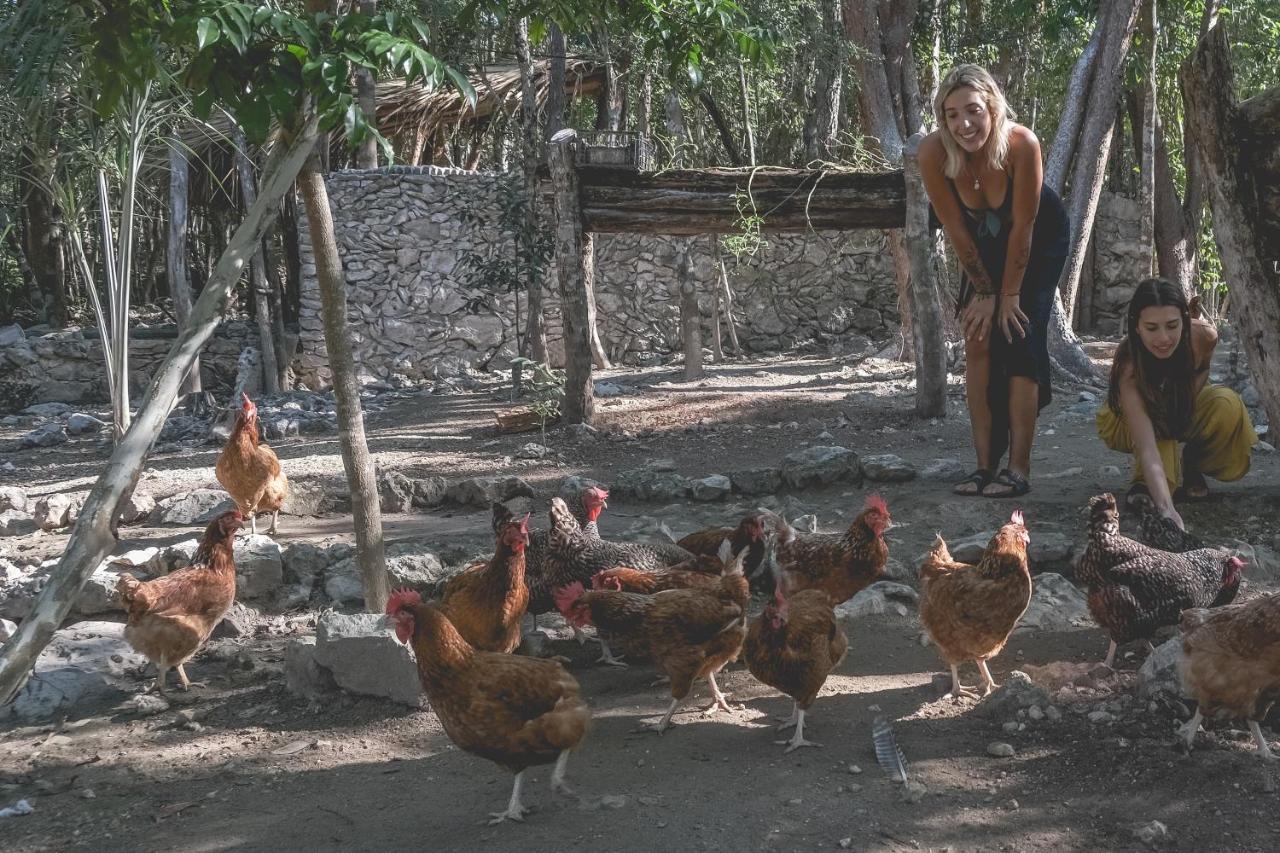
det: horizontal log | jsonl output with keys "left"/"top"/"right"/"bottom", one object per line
{"left": 539, "top": 165, "right": 907, "bottom": 233}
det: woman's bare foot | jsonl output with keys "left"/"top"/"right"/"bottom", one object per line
{"left": 1180, "top": 446, "right": 1210, "bottom": 500}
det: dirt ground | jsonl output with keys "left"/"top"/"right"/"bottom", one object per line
{"left": 2, "top": 348, "right": 1279, "bottom": 853}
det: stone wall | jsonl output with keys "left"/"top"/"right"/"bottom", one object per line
{"left": 294, "top": 168, "right": 1145, "bottom": 388}
{"left": 0, "top": 321, "right": 255, "bottom": 413}
{"left": 1086, "top": 192, "right": 1148, "bottom": 333}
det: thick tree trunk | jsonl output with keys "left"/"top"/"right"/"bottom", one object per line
{"left": 842, "top": 0, "right": 904, "bottom": 163}
{"left": 637, "top": 65, "right": 653, "bottom": 141}
{"left": 547, "top": 130, "right": 595, "bottom": 425}
{"left": 1128, "top": 87, "right": 1198, "bottom": 297}
{"left": 677, "top": 240, "right": 703, "bottom": 380}
{"left": 595, "top": 23, "right": 623, "bottom": 133}
{"left": 545, "top": 23, "right": 567, "bottom": 141}
{"left": 1057, "top": 0, "right": 1143, "bottom": 323}
{"left": 904, "top": 133, "right": 947, "bottom": 417}
{"left": 296, "top": 151, "right": 389, "bottom": 613}
{"left": 697, "top": 89, "right": 745, "bottom": 166}
{"left": 21, "top": 149, "right": 68, "bottom": 327}
{"left": 353, "top": 0, "right": 379, "bottom": 169}
{"left": 806, "top": 0, "right": 844, "bottom": 162}
{"left": 514, "top": 17, "right": 548, "bottom": 363}
{"left": 233, "top": 128, "right": 281, "bottom": 395}
{"left": 167, "top": 144, "right": 201, "bottom": 396}
{"left": 1044, "top": 23, "right": 1102, "bottom": 193}
{"left": 0, "top": 116, "right": 321, "bottom": 707}
{"left": 666, "top": 89, "right": 687, "bottom": 166}
{"left": 1182, "top": 22, "right": 1280, "bottom": 433}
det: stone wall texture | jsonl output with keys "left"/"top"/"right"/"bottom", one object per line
{"left": 294, "top": 168, "right": 1148, "bottom": 389}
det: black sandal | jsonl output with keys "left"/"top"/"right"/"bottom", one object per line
{"left": 984, "top": 468, "right": 1030, "bottom": 498}
{"left": 1125, "top": 482, "right": 1154, "bottom": 510}
{"left": 953, "top": 469, "right": 994, "bottom": 496}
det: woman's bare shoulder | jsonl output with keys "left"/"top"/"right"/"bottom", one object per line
{"left": 1007, "top": 124, "right": 1041, "bottom": 157}
{"left": 1191, "top": 318, "right": 1219, "bottom": 364}
{"left": 919, "top": 131, "right": 946, "bottom": 161}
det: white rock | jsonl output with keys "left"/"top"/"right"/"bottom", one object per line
{"left": 312, "top": 612, "right": 422, "bottom": 707}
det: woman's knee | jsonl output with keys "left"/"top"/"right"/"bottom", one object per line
{"left": 1196, "top": 387, "right": 1249, "bottom": 434}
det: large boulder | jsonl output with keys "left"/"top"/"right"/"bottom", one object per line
{"left": 155, "top": 489, "right": 237, "bottom": 525}
{"left": 116, "top": 492, "right": 156, "bottom": 525}
{"left": 0, "top": 508, "right": 37, "bottom": 537}
{"left": 233, "top": 534, "right": 285, "bottom": 600}
{"left": 728, "top": 467, "right": 782, "bottom": 495}
{"left": 612, "top": 469, "right": 691, "bottom": 502}
{"left": 690, "top": 475, "right": 733, "bottom": 502}
{"left": 860, "top": 454, "right": 917, "bottom": 482}
{"left": 445, "top": 476, "right": 535, "bottom": 508}
{"left": 1138, "top": 637, "right": 1186, "bottom": 699}
{"left": 74, "top": 564, "right": 129, "bottom": 616}
{"left": 0, "top": 486, "right": 27, "bottom": 512}
{"left": 66, "top": 413, "right": 107, "bottom": 436}
{"left": 33, "top": 493, "right": 79, "bottom": 531}
{"left": 1014, "top": 573, "right": 1095, "bottom": 634}
{"left": 311, "top": 611, "right": 422, "bottom": 707}
{"left": 19, "top": 422, "right": 68, "bottom": 449}
{"left": 284, "top": 637, "right": 337, "bottom": 700}
{"left": 835, "top": 581, "right": 919, "bottom": 621}
{"left": 4, "top": 621, "right": 146, "bottom": 722}
{"left": 378, "top": 470, "right": 416, "bottom": 514}
{"left": 780, "top": 446, "right": 862, "bottom": 489}
{"left": 280, "top": 480, "right": 330, "bottom": 517}
{"left": 324, "top": 543, "right": 455, "bottom": 605}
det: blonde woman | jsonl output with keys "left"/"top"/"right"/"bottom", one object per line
{"left": 921, "top": 64, "right": 1070, "bottom": 498}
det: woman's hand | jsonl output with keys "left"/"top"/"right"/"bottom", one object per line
{"left": 963, "top": 295, "right": 994, "bottom": 343}
{"left": 1160, "top": 503, "right": 1186, "bottom": 532}
{"left": 997, "top": 293, "right": 1029, "bottom": 341}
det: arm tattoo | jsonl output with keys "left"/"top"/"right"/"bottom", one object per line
{"left": 957, "top": 244, "right": 995, "bottom": 294}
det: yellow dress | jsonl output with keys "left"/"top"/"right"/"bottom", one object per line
{"left": 1096, "top": 385, "right": 1259, "bottom": 494}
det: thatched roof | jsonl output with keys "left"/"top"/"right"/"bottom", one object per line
{"left": 371, "top": 57, "right": 603, "bottom": 151}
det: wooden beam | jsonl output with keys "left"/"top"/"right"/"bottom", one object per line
{"left": 547, "top": 130, "right": 596, "bottom": 425}
{"left": 903, "top": 133, "right": 947, "bottom": 418}
{"left": 572, "top": 166, "right": 905, "bottom": 233}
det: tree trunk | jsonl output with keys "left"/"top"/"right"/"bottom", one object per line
{"left": 545, "top": 22, "right": 567, "bottom": 141}
{"left": 296, "top": 150, "right": 389, "bottom": 612}
{"left": 1137, "top": 0, "right": 1157, "bottom": 277}
{"left": 666, "top": 89, "right": 687, "bottom": 167}
{"left": 807, "top": 0, "right": 844, "bottom": 162}
{"left": 738, "top": 62, "right": 757, "bottom": 166}
{"left": 1057, "top": 0, "right": 1143, "bottom": 323}
{"left": 547, "top": 130, "right": 595, "bottom": 425}
{"left": 697, "top": 89, "right": 745, "bottom": 166}
{"left": 595, "top": 23, "right": 623, "bottom": 134}
{"left": 842, "top": 0, "right": 905, "bottom": 163}
{"left": 514, "top": 17, "right": 548, "bottom": 363}
{"left": 0, "top": 116, "right": 321, "bottom": 707}
{"left": 677, "top": 240, "right": 703, "bottom": 380}
{"left": 233, "top": 127, "right": 281, "bottom": 395}
{"left": 713, "top": 239, "right": 741, "bottom": 354}
{"left": 1044, "top": 23, "right": 1102, "bottom": 192}
{"left": 353, "top": 0, "right": 379, "bottom": 169}
{"left": 1182, "top": 21, "right": 1280, "bottom": 433}
{"left": 167, "top": 143, "right": 201, "bottom": 396}
{"left": 904, "top": 133, "right": 947, "bottom": 417}
{"left": 638, "top": 65, "right": 653, "bottom": 141}
{"left": 20, "top": 149, "right": 68, "bottom": 327}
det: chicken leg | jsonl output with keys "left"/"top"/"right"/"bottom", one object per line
{"left": 640, "top": 698, "right": 681, "bottom": 734}
{"left": 701, "top": 671, "right": 739, "bottom": 714}
{"left": 775, "top": 704, "right": 801, "bottom": 730}
{"left": 488, "top": 770, "right": 530, "bottom": 824}
{"left": 550, "top": 750, "right": 575, "bottom": 796}
{"left": 1249, "top": 721, "right": 1276, "bottom": 761}
{"left": 976, "top": 660, "right": 998, "bottom": 696}
{"left": 595, "top": 640, "right": 627, "bottom": 668}
{"left": 943, "top": 663, "right": 979, "bottom": 700}
{"left": 175, "top": 664, "right": 206, "bottom": 691}
{"left": 773, "top": 706, "right": 821, "bottom": 753}
{"left": 1179, "top": 708, "right": 1203, "bottom": 750}
{"left": 268, "top": 510, "right": 280, "bottom": 536}
{"left": 1103, "top": 640, "right": 1117, "bottom": 669}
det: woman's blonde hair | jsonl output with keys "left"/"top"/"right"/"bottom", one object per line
{"left": 934, "top": 64, "right": 1017, "bottom": 179}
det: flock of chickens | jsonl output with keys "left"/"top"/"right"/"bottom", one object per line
{"left": 106, "top": 393, "right": 1280, "bottom": 826}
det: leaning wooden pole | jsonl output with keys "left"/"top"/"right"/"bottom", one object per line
{"left": 0, "top": 116, "right": 321, "bottom": 706}
{"left": 547, "top": 129, "right": 595, "bottom": 425}
{"left": 904, "top": 133, "right": 947, "bottom": 418}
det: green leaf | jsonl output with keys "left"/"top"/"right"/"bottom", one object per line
{"left": 196, "top": 17, "right": 221, "bottom": 50}
{"left": 445, "top": 66, "right": 476, "bottom": 107}
{"left": 408, "top": 16, "right": 431, "bottom": 45}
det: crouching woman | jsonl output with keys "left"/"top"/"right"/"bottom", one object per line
{"left": 1096, "top": 277, "right": 1258, "bottom": 530}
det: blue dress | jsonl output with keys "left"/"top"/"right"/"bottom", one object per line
{"left": 933, "top": 174, "right": 1070, "bottom": 466}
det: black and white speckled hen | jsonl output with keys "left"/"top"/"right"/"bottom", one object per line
{"left": 1136, "top": 503, "right": 1209, "bottom": 553}
{"left": 534, "top": 496, "right": 693, "bottom": 616}
{"left": 1076, "top": 493, "right": 1244, "bottom": 667}
{"left": 493, "top": 486, "right": 608, "bottom": 616}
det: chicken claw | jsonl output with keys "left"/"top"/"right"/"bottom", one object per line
{"left": 595, "top": 644, "right": 628, "bottom": 668}
{"left": 773, "top": 709, "right": 821, "bottom": 752}
{"left": 942, "top": 664, "right": 980, "bottom": 701}
{"left": 638, "top": 698, "right": 680, "bottom": 734}
{"left": 701, "top": 671, "right": 742, "bottom": 715}
{"left": 488, "top": 772, "right": 530, "bottom": 824}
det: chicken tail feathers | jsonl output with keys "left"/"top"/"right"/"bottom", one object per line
{"left": 872, "top": 715, "right": 908, "bottom": 783}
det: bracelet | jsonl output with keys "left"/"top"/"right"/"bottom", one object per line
{"left": 1000, "top": 291, "right": 1020, "bottom": 297}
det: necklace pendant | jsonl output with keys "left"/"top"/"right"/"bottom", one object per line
{"left": 973, "top": 178, "right": 980, "bottom": 191}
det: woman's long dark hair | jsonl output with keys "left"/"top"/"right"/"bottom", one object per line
{"left": 1107, "top": 278, "right": 1196, "bottom": 439}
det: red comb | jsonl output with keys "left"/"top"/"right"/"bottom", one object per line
{"left": 385, "top": 587, "right": 421, "bottom": 616}
{"left": 1011, "top": 509, "right": 1025, "bottom": 526}
{"left": 864, "top": 493, "right": 888, "bottom": 514}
